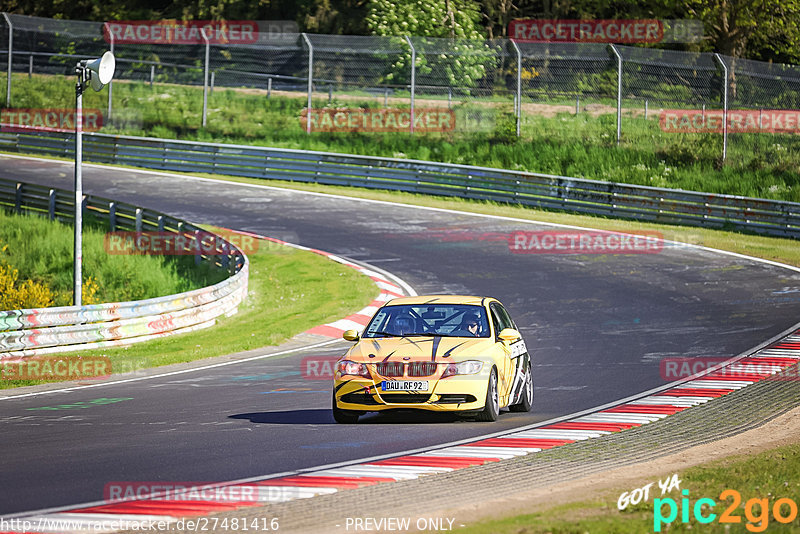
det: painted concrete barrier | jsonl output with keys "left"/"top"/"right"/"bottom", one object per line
{"left": 0, "top": 179, "right": 248, "bottom": 357}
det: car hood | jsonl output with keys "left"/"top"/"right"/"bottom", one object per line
{"left": 345, "top": 336, "right": 493, "bottom": 363}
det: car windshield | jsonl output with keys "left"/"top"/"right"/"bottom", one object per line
{"left": 363, "top": 304, "right": 490, "bottom": 338}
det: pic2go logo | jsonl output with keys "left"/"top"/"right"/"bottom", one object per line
{"left": 654, "top": 489, "right": 799, "bottom": 532}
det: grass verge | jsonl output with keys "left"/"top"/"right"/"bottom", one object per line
{"left": 458, "top": 442, "right": 800, "bottom": 533}
{"left": 0, "top": 225, "right": 378, "bottom": 389}
{"left": 0, "top": 209, "right": 224, "bottom": 305}
{"left": 7, "top": 73, "right": 800, "bottom": 202}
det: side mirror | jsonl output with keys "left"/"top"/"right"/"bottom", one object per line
{"left": 498, "top": 328, "right": 521, "bottom": 343}
{"left": 342, "top": 329, "right": 360, "bottom": 342}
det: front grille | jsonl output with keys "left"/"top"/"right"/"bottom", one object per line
{"left": 407, "top": 361, "right": 437, "bottom": 377}
{"left": 375, "top": 362, "right": 404, "bottom": 377}
{"left": 340, "top": 391, "right": 380, "bottom": 405}
{"left": 379, "top": 394, "right": 432, "bottom": 404}
{"left": 375, "top": 361, "right": 439, "bottom": 377}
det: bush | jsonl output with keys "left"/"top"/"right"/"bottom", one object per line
{"left": 0, "top": 263, "right": 54, "bottom": 309}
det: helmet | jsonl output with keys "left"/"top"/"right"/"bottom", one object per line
{"left": 462, "top": 313, "right": 482, "bottom": 335}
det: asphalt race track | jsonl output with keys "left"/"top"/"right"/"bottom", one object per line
{"left": 2, "top": 155, "right": 800, "bottom": 515}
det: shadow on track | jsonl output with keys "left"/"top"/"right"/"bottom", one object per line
{"left": 229, "top": 410, "right": 466, "bottom": 425}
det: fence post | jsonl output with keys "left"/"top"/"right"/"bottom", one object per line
{"left": 194, "top": 229, "right": 202, "bottom": 265}
{"left": 28, "top": 55, "right": 31, "bottom": 78}
{"left": 14, "top": 182, "right": 21, "bottom": 213}
{"left": 221, "top": 241, "right": 230, "bottom": 270}
{"left": 48, "top": 189, "right": 56, "bottom": 220}
{"left": 150, "top": 64, "right": 154, "bottom": 87}
{"left": 511, "top": 39, "right": 522, "bottom": 137}
{"left": 302, "top": 33, "right": 313, "bottom": 134}
{"left": 713, "top": 53, "right": 728, "bottom": 162}
{"left": 109, "top": 201, "right": 116, "bottom": 231}
{"left": 201, "top": 27, "right": 210, "bottom": 128}
{"left": 404, "top": 36, "right": 416, "bottom": 134}
{"left": 105, "top": 22, "right": 113, "bottom": 122}
{"left": 267, "top": 76, "right": 272, "bottom": 98}
{"left": 3, "top": 13, "right": 12, "bottom": 107}
{"left": 608, "top": 44, "right": 622, "bottom": 145}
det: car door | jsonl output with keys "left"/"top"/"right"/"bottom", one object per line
{"left": 489, "top": 302, "right": 515, "bottom": 404}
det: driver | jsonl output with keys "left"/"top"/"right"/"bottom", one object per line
{"left": 459, "top": 313, "right": 481, "bottom": 337}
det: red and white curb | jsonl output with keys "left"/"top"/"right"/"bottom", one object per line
{"left": 6, "top": 330, "right": 799, "bottom": 533}
{"left": 303, "top": 254, "right": 408, "bottom": 339}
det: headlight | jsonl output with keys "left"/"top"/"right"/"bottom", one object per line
{"left": 440, "top": 360, "right": 484, "bottom": 378}
{"left": 337, "top": 360, "right": 370, "bottom": 378}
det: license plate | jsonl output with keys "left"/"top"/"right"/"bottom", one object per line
{"left": 381, "top": 380, "right": 429, "bottom": 391}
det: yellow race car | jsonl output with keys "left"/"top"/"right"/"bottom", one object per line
{"left": 332, "top": 295, "right": 533, "bottom": 423}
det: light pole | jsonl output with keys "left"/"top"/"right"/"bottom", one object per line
{"left": 74, "top": 51, "right": 114, "bottom": 306}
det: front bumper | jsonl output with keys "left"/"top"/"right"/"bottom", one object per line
{"left": 334, "top": 370, "right": 490, "bottom": 413}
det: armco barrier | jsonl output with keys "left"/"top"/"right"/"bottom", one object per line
{"left": 2, "top": 131, "right": 799, "bottom": 239}
{"left": 0, "top": 178, "right": 248, "bottom": 356}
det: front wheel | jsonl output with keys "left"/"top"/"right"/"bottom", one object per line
{"left": 509, "top": 368, "right": 533, "bottom": 412}
{"left": 475, "top": 368, "right": 499, "bottom": 422}
{"left": 332, "top": 391, "right": 360, "bottom": 424}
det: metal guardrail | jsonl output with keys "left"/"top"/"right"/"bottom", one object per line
{"left": 0, "top": 177, "right": 249, "bottom": 356}
{"left": 2, "top": 130, "right": 799, "bottom": 239}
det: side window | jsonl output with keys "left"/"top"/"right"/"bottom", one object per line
{"left": 489, "top": 303, "right": 513, "bottom": 336}
{"left": 496, "top": 304, "right": 516, "bottom": 330}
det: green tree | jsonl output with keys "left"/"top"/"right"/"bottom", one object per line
{"left": 686, "top": 0, "right": 800, "bottom": 62}
{"left": 300, "top": 0, "right": 369, "bottom": 34}
{"left": 481, "top": 0, "right": 515, "bottom": 38}
{"left": 367, "top": 0, "right": 485, "bottom": 39}
{"left": 0, "top": 0, "right": 307, "bottom": 25}
{"left": 366, "top": 0, "right": 491, "bottom": 88}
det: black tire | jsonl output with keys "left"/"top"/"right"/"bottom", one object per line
{"left": 475, "top": 368, "right": 500, "bottom": 422}
{"left": 509, "top": 367, "right": 533, "bottom": 412}
{"left": 332, "top": 391, "right": 360, "bottom": 424}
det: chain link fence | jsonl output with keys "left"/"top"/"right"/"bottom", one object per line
{"left": 1, "top": 13, "right": 799, "bottom": 170}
